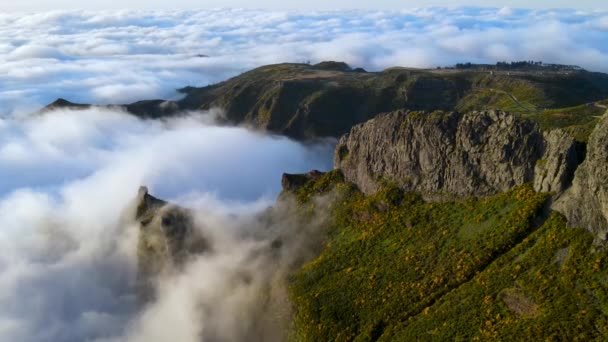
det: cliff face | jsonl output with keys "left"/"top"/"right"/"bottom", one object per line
{"left": 554, "top": 114, "right": 608, "bottom": 241}
{"left": 135, "top": 186, "right": 208, "bottom": 294}
{"left": 334, "top": 110, "right": 577, "bottom": 199}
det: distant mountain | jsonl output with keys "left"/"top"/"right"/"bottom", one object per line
{"left": 44, "top": 61, "right": 608, "bottom": 140}
{"left": 41, "top": 98, "right": 90, "bottom": 112}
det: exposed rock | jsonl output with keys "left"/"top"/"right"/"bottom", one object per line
{"left": 533, "top": 130, "right": 579, "bottom": 194}
{"left": 135, "top": 186, "right": 208, "bottom": 292}
{"left": 281, "top": 170, "right": 325, "bottom": 192}
{"left": 554, "top": 114, "right": 608, "bottom": 241}
{"left": 335, "top": 110, "right": 551, "bottom": 198}
{"left": 501, "top": 288, "right": 539, "bottom": 317}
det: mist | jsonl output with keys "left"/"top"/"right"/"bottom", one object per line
{"left": 0, "top": 108, "right": 334, "bottom": 341}
{"left": 2, "top": 8, "right": 608, "bottom": 116}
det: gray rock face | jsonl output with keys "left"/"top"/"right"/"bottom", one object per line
{"left": 135, "top": 186, "right": 208, "bottom": 293}
{"left": 334, "top": 110, "right": 576, "bottom": 199}
{"left": 533, "top": 130, "right": 579, "bottom": 194}
{"left": 554, "top": 115, "right": 608, "bottom": 241}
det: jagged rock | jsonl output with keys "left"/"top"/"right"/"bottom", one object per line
{"left": 41, "top": 98, "right": 91, "bottom": 112}
{"left": 533, "top": 130, "right": 579, "bottom": 194}
{"left": 281, "top": 170, "right": 325, "bottom": 192}
{"left": 554, "top": 114, "right": 608, "bottom": 241}
{"left": 334, "top": 110, "right": 576, "bottom": 199}
{"left": 135, "top": 186, "right": 208, "bottom": 290}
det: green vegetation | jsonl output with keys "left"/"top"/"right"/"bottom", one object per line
{"left": 460, "top": 74, "right": 545, "bottom": 113}
{"left": 288, "top": 174, "right": 608, "bottom": 341}
{"left": 173, "top": 62, "right": 608, "bottom": 139}
{"left": 522, "top": 102, "right": 606, "bottom": 142}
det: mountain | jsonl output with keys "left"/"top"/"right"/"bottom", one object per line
{"left": 102, "top": 62, "right": 608, "bottom": 340}
{"left": 285, "top": 110, "right": 608, "bottom": 340}
{"left": 134, "top": 186, "right": 208, "bottom": 298}
{"left": 44, "top": 61, "right": 608, "bottom": 140}
{"left": 129, "top": 107, "right": 608, "bottom": 340}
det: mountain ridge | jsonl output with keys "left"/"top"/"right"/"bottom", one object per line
{"left": 42, "top": 61, "right": 608, "bottom": 141}
{"left": 119, "top": 62, "right": 608, "bottom": 339}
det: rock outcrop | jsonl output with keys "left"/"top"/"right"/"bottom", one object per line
{"left": 554, "top": 114, "right": 608, "bottom": 241}
{"left": 135, "top": 186, "right": 208, "bottom": 292}
{"left": 281, "top": 170, "right": 325, "bottom": 192}
{"left": 41, "top": 98, "right": 91, "bottom": 112}
{"left": 533, "top": 130, "right": 579, "bottom": 194}
{"left": 334, "top": 110, "right": 577, "bottom": 199}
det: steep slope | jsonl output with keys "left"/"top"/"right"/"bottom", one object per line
{"left": 554, "top": 113, "right": 608, "bottom": 242}
{"left": 285, "top": 108, "right": 608, "bottom": 340}
{"left": 43, "top": 62, "right": 608, "bottom": 140}
{"left": 174, "top": 64, "right": 608, "bottom": 139}
{"left": 134, "top": 186, "right": 208, "bottom": 296}
{"left": 335, "top": 110, "right": 577, "bottom": 198}
{"left": 288, "top": 172, "right": 608, "bottom": 341}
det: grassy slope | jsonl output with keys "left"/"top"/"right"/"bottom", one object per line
{"left": 529, "top": 104, "right": 606, "bottom": 142}
{"left": 288, "top": 171, "right": 608, "bottom": 341}
{"left": 176, "top": 63, "right": 608, "bottom": 139}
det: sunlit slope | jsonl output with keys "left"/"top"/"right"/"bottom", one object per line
{"left": 173, "top": 63, "right": 608, "bottom": 139}
{"left": 288, "top": 172, "right": 608, "bottom": 341}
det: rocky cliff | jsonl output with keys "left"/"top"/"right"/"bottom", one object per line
{"left": 334, "top": 110, "right": 577, "bottom": 199}
{"left": 134, "top": 186, "right": 208, "bottom": 294}
{"left": 554, "top": 114, "right": 608, "bottom": 241}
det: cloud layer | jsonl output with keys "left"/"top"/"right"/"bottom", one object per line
{"left": 1, "top": 7, "right": 608, "bottom": 116}
{"left": 0, "top": 108, "right": 333, "bottom": 341}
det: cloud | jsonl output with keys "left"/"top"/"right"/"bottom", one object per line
{"left": 1, "top": 8, "right": 608, "bottom": 116}
{"left": 0, "top": 108, "right": 334, "bottom": 341}
{"left": 497, "top": 7, "right": 514, "bottom": 17}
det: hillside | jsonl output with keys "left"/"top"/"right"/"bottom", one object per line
{"left": 128, "top": 107, "right": 608, "bottom": 340}
{"left": 284, "top": 111, "right": 608, "bottom": 340}
{"left": 44, "top": 61, "right": 608, "bottom": 140}
{"left": 288, "top": 173, "right": 607, "bottom": 341}
{"left": 68, "top": 62, "right": 608, "bottom": 340}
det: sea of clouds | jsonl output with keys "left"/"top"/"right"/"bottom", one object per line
{"left": 0, "top": 108, "right": 333, "bottom": 341}
{"left": 1, "top": 6, "right": 608, "bottom": 341}
{"left": 1, "top": 7, "right": 608, "bottom": 116}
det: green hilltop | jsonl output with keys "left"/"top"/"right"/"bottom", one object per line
{"left": 47, "top": 61, "right": 608, "bottom": 142}
{"left": 172, "top": 62, "right": 608, "bottom": 140}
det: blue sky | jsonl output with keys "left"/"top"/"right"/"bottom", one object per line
{"left": 2, "top": 0, "right": 607, "bottom": 11}
{"left": 2, "top": 7, "right": 608, "bottom": 116}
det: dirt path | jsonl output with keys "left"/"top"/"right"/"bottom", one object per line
{"left": 474, "top": 88, "right": 538, "bottom": 113}
{"left": 592, "top": 102, "right": 607, "bottom": 118}
{"left": 500, "top": 90, "right": 537, "bottom": 113}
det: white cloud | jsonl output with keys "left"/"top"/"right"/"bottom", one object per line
{"left": 0, "top": 108, "right": 333, "bottom": 341}
{"left": 497, "top": 6, "right": 514, "bottom": 17}
{"left": 1, "top": 8, "right": 608, "bottom": 116}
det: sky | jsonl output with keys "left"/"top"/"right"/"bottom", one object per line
{"left": 1, "top": 0, "right": 607, "bottom": 11}
{"left": 2, "top": 7, "right": 608, "bottom": 116}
